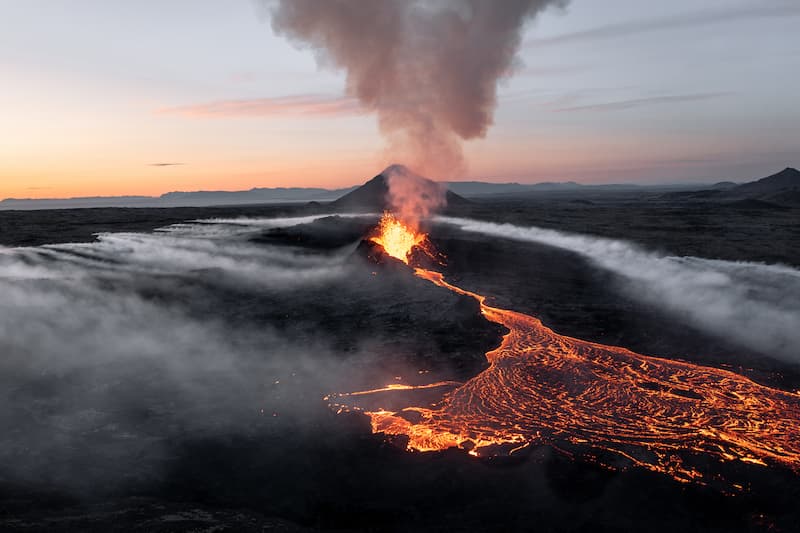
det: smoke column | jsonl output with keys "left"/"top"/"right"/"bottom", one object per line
{"left": 383, "top": 164, "right": 446, "bottom": 227}
{"left": 269, "top": 0, "right": 566, "bottom": 180}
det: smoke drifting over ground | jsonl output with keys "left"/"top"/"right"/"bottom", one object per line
{"left": 0, "top": 215, "right": 372, "bottom": 492}
{"left": 438, "top": 216, "right": 800, "bottom": 363}
{"left": 0, "top": 213, "right": 508, "bottom": 498}
{"left": 269, "top": 0, "right": 566, "bottom": 179}
{"left": 3, "top": 207, "right": 800, "bottom": 530}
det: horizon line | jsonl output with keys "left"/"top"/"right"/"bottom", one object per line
{"left": 0, "top": 177, "right": 761, "bottom": 204}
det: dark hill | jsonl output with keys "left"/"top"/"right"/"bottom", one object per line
{"left": 659, "top": 167, "right": 800, "bottom": 206}
{"left": 331, "top": 165, "right": 470, "bottom": 212}
{"left": 731, "top": 167, "right": 800, "bottom": 196}
{"left": 331, "top": 173, "right": 392, "bottom": 210}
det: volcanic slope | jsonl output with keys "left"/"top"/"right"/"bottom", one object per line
{"left": 331, "top": 165, "right": 470, "bottom": 212}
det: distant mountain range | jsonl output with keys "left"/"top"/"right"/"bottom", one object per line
{"left": 2, "top": 167, "right": 797, "bottom": 210}
{"left": 0, "top": 186, "right": 356, "bottom": 210}
{"left": 443, "top": 180, "right": 675, "bottom": 197}
{"left": 661, "top": 167, "right": 800, "bottom": 207}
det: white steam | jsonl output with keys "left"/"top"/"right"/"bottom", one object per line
{"left": 0, "top": 214, "right": 372, "bottom": 490}
{"left": 384, "top": 164, "right": 448, "bottom": 227}
{"left": 437, "top": 216, "right": 800, "bottom": 363}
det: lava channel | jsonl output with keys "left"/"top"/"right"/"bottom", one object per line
{"left": 328, "top": 214, "right": 800, "bottom": 485}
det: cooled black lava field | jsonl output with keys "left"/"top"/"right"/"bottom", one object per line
{"left": 1, "top": 196, "right": 799, "bottom": 532}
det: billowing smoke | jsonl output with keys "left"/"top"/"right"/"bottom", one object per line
{"left": 438, "top": 216, "right": 800, "bottom": 363}
{"left": 384, "top": 164, "right": 446, "bottom": 227}
{"left": 0, "top": 215, "right": 375, "bottom": 492}
{"left": 269, "top": 0, "right": 566, "bottom": 179}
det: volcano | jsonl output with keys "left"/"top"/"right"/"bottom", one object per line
{"left": 732, "top": 167, "right": 800, "bottom": 195}
{"left": 728, "top": 167, "right": 800, "bottom": 205}
{"left": 331, "top": 164, "right": 470, "bottom": 212}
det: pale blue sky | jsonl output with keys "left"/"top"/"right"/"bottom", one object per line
{"left": 1, "top": 0, "right": 798, "bottom": 197}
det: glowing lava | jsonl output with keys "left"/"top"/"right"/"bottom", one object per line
{"left": 331, "top": 220, "right": 800, "bottom": 486}
{"left": 369, "top": 212, "right": 430, "bottom": 265}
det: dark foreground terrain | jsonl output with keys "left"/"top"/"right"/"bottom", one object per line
{"left": 0, "top": 195, "right": 799, "bottom": 531}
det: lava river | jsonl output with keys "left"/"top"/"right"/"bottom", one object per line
{"left": 328, "top": 215, "right": 800, "bottom": 485}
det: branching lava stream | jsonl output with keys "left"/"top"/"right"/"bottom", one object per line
{"left": 329, "top": 214, "right": 800, "bottom": 485}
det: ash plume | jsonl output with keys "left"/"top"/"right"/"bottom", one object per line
{"left": 268, "top": 0, "right": 566, "bottom": 180}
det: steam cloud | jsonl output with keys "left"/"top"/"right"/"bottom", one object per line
{"left": 438, "top": 216, "right": 800, "bottom": 363}
{"left": 0, "top": 215, "right": 374, "bottom": 492}
{"left": 384, "top": 164, "right": 447, "bottom": 227}
{"left": 269, "top": 0, "right": 566, "bottom": 179}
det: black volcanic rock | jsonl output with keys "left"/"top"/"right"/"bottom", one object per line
{"left": 722, "top": 198, "right": 787, "bottom": 210}
{"left": 252, "top": 216, "right": 377, "bottom": 249}
{"left": 765, "top": 189, "right": 800, "bottom": 206}
{"left": 331, "top": 165, "right": 470, "bottom": 212}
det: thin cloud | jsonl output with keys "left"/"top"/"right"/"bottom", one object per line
{"left": 554, "top": 92, "right": 730, "bottom": 113}
{"left": 149, "top": 162, "right": 184, "bottom": 167}
{"left": 159, "top": 94, "right": 364, "bottom": 118}
{"left": 529, "top": 4, "right": 800, "bottom": 47}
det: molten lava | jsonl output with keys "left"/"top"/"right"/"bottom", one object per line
{"left": 369, "top": 212, "right": 431, "bottom": 265}
{"left": 334, "top": 217, "right": 800, "bottom": 486}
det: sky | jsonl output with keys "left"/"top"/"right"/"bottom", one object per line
{"left": 1, "top": 0, "right": 799, "bottom": 198}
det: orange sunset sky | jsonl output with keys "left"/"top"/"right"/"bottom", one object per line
{"left": 2, "top": 0, "right": 798, "bottom": 199}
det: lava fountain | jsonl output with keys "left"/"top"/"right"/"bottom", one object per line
{"left": 369, "top": 211, "right": 437, "bottom": 265}
{"left": 332, "top": 213, "right": 800, "bottom": 486}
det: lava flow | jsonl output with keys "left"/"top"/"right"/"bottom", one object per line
{"left": 332, "top": 213, "right": 800, "bottom": 485}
